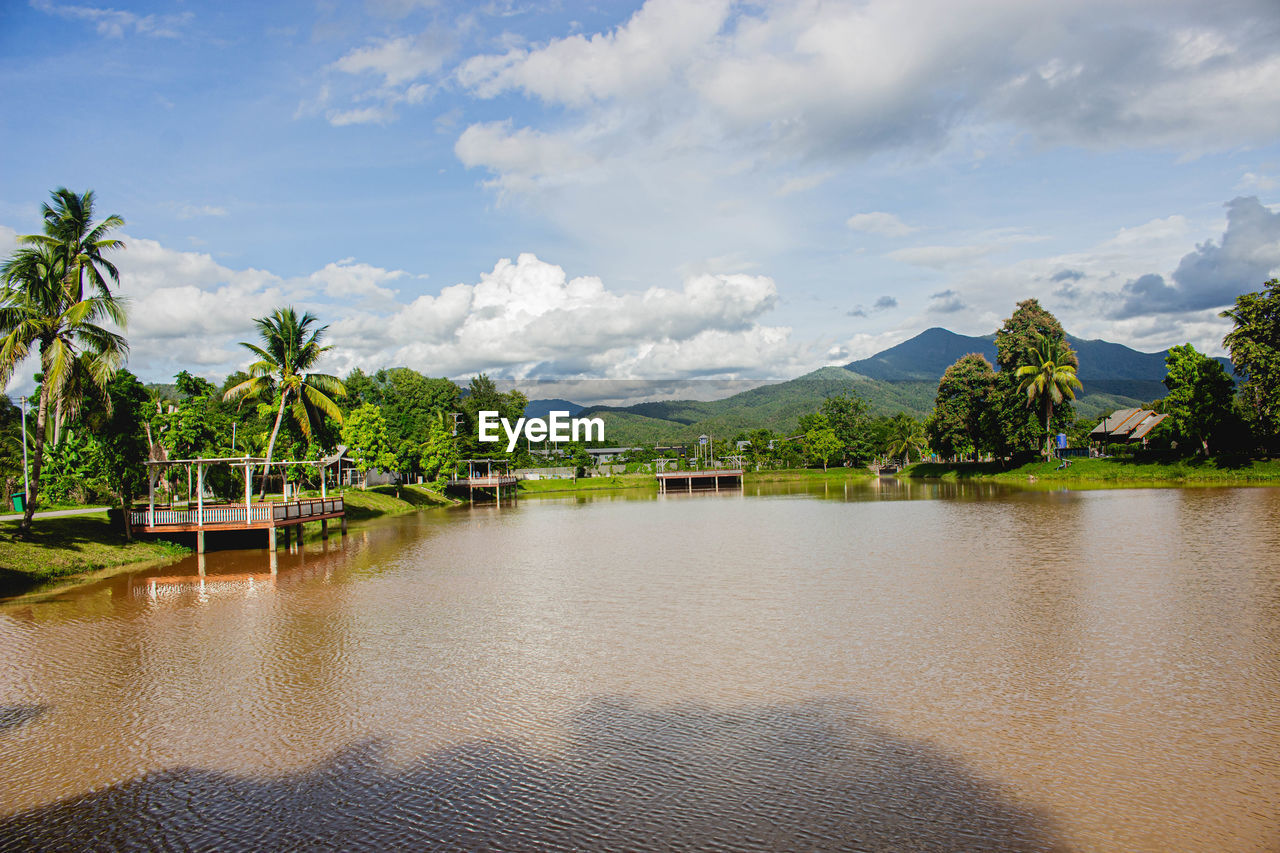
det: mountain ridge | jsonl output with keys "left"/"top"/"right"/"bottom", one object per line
{"left": 542, "top": 327, "right": 1231, "bottom": 444}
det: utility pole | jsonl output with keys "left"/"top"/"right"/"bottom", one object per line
{"left": 18, "top": 396, "right": 29, "bottom": 502}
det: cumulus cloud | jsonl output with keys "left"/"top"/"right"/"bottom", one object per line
{"left": 847, "top": 212, "right": 917, "bottom": 237}
{"left": 333, "top": 253, "right": 790, "bottom": 378}
{"left": 1050, "top": 268, "right": 1084, "bottom": 282}
{"left": 454, "top": 0, "right": 1280, "bottom": 194}
{"left": 0, "top": 233, "right": 800, "bottom": 390}
{"left": 1116, "top": 196, "right": 1280, "bottom": 318}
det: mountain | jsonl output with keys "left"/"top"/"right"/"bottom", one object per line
{"left": 579, "top": 327, "right": 1228, "bottom": 445}
{"left": 523, "top": 398, "right": 585, "bottom": 420}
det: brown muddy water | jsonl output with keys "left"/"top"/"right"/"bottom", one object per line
{"left": 1, "top": 480, "right": 1279, "bottom": 851}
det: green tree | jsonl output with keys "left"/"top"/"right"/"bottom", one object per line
{"left": 460, "top": 374, "right": 527, "bottom": 457}
{"left": 1162, "top": 343, "right": 1235, "bottom": 455}
{"left": 1221, "top": 279, "right": 1280, "bottom": 442}
{"left": 883, "top": 412, "right": 927, "bottom": 465}
{"left": 1015, "top": 334, "right": 1084, "bottom": 459}
{"left": 419, "top": 416, "right": 460, "bottom": 482}
{"left": 223, "top": 307, "right": 345, "bottom": 497}
{"left": 340, "top": 403, "right": 396, "bottom": 488}
{"left": 0, "top": 397, "right": 24, "bottom": 500}
{"left": 0, "top": 188, "right": 129, "bottom": 534}
{"left": 820, "top": 392, "right": 872, "bottom": 465}
{"left": 92, "top": 370, "right": 150, "bottom": 539}
{"left": 804, "top": 426, "right": 841, "bottom": 471}
{"left": 341, "top": 368, "right": 384, "bottom": 411}
{"left": 994, "top": 299, "right": 1076, "bottom": 457}
{"left": 927, "top": 353, "right": 998, "bottom": 461}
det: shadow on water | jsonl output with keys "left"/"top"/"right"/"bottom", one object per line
{"left": 0, "top": 696, "right": 1070, "bottom": 852}
{"left": 0, "top": 705, "right": 44, "bottom": 734}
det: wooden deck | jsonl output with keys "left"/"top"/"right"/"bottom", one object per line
{"left": 130, "top": 497, "right": 345, "bottom": 551}
{"left": 657, "top": 469, "right": 744, "bottom": 493}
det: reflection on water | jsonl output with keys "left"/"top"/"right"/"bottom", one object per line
{"left": 2, "top": 480, "right": 1279, "bottom": 851}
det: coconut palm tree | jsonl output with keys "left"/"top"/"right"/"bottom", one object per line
{"left": 223, "top": 307, "right": 345, "bottom": 498}
{"left": 884, "top": 412, "right": 927, "bottom": 466}
{"left": 1015, "top": 334, "right": 1083, "bottom": 460}
{"left": 25, "top": 187, "right": 126, "bottom": 301}
{"left": 0, "top": 243, "right": 129, "bottom": 534}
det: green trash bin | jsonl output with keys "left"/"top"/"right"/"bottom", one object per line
{"left": 10, "top": 493, "right": 24, "bottom": 513}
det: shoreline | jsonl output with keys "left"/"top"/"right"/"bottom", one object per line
{"left": 901, "top": 457, "right": 1280, "bottom": 487}
{"left": 0, "top": 485, "right": 460, "bottom": 602}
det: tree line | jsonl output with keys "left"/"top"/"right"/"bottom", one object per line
{"left": 3, "top": 188, "right": 1279, "bottom": 539}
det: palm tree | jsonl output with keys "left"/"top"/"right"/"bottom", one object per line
{"left": 0, "top": 242, "right": 129, "bottom": 534}
{"left": 884, "top": 412, "right": 927, "bottom": 466}
{"left": 1015, "top": 334, "right": 1083, "bottom": 459}
{"left": 25, "top": 187, "right": 126, "bottom": 301}
{"left": 223, "top": 307, "right": 345, "bottom": 498}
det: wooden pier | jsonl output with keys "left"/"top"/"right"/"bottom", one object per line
{"left": 657, "top": 468, "right": 744, "bottom": 493}
{"left": 134, "top": 454, "right": 347, "bottom": 552}
{"left": 130, "top": 497, "right": 346, "bottom": 552}
{"left": 450, "top": 459, "right": 519, "bottom": 502}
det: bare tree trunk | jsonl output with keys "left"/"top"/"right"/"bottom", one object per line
{"left": 19, "top": 372, "right": 51, "bottom": 536}
{"left": 259, "top": 391, "right": 290, "bottom": 500}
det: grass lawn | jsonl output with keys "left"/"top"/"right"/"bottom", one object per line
{"left": 744, "top": 467, "right": 876, "bottom": 483}
{"left": 0, "top": 513, "right": 189, "bottom": 596}
{"left": 519, "top": 473, "right": 658, "bottom": 495}
{"left": 904, "top": 457, "right": 1280, "bottom": 485}
{"left": 337, "top": 484, "right": 458, "bottom": 520}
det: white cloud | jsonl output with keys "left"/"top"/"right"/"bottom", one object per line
{"left": 2, "top": 230, "right": 801, "bottom": 389}
{"left": 846, "top": 211, "right": 917, "bottom": 237}
{"left": 449, "top": 0, "right": 1280, "bottom": 266}
{"left": 175, "top": 204, "right": 228, "bottom": 220}
{"left": 312, "top": 29, "right": 454, "bottom": 126}
{"left": 31, "top": 1, "right": 192, "bottom": 38}
{"left": 333, "top": 33, "right": 451, "bottom": 86}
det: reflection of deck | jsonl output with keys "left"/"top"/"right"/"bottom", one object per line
{"left": 657, "top": 469, "right": 744, "bottom": 493}
{"left": 130, "top": 498, "right": 345, "bottom": 551}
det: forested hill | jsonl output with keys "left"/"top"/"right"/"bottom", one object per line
{"left": 843, "top": 326, "right": 1216, "bottom": 381}
{"left": 573, "top": 327, "right": 1227, "bottom": 444}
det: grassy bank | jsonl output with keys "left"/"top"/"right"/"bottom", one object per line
{"left": 0, "top": 485, "right": 458, "bottom": 598}
{"left": 0, "top": 513, "right": 189, "bottom": 597}
{"left": 338, "top": 484, "right": 458, "bottom": 520}
{"left": 519, "top": 473, "right": 658, "bottom": 495}
{"left": 903, "top": 457, "right": 1280, "bottom": 486}
{"left": 744, "top": 467, "right": 875, "bottom": 483}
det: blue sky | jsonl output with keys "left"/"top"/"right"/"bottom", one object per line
{"left": 2, "top": 0, "right": 1279, "bottom": 392}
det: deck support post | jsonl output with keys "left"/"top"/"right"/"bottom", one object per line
{"left": 196, "top": 530, "right": 205, "bottom": 554}
{"left": 283, "top": 526, "right": 291, "bottom": 548}
{"left": 321, "top": 518, "right": 328, "bottom": 539}
{"left": 268, "top": 526, "right": 276, "bottom": 550}
{"left": 340, "top": 515, "right": 347, "bottom": 535}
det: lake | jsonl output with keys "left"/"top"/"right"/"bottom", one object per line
{"left": 1, "top": 480, "right": 1279, "bottom": 851}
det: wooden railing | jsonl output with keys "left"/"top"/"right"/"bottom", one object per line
{"left": 130, "top": 497, "right": 343, "bottom": 528}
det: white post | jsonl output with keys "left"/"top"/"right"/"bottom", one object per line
{"left": 244, "top": 458, "right": 251, "bottom": 523}
{"left": 196, "top": 460, "right": 204, "bottom": 528}
{"left": 19, "top": 396, "right": 29, "bottom": 502}
{"left": 148, "top": 466, "right": 155, "bottom": 527}
{"left": 321, "top": 465, "right": 327, "bottom": 499}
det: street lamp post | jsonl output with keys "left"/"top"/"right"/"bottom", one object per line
{"left": 18, "top": 395, "right": 29, "bottom": 502}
